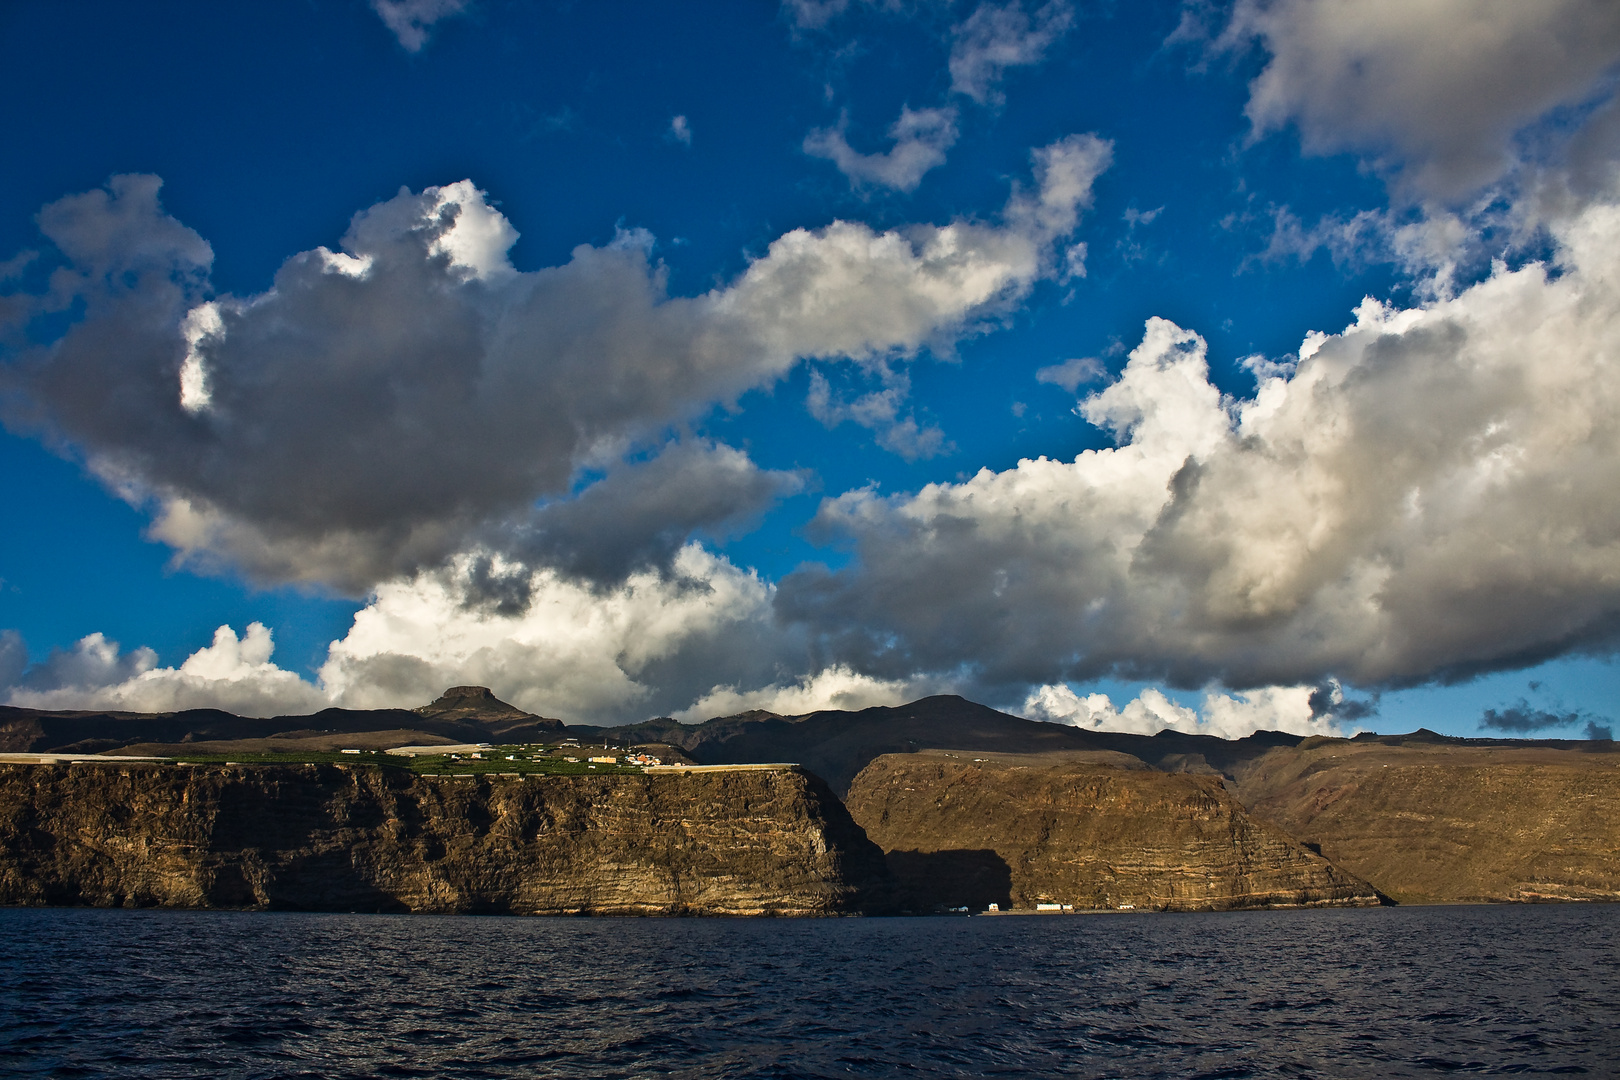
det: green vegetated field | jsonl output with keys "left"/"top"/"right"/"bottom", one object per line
{"left": 164, "top": 747, "right": 649, "bottom": 777}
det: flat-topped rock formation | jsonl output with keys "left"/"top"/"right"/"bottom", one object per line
{"left": 845, "top": 751, "right": 1380, "bottom": 913}
{"left": 1234, "top": 737, "right": 1620, "bottom": 904}
{"left": 416, "top": 686, "right": 566, "bottom": 742}
{"left": 0, "top": 762, "right": 887, "bottom": 916}
{"left": 413, "top": 686, "right": 564, "bottom": 738}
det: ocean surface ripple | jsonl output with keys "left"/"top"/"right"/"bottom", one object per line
{"left": 0, "top": 905, "right": 1614, "bottom": 1078}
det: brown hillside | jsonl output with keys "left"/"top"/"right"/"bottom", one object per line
{"left": 846, "top": 750, "right": 1378, "bottom": 912}
{"left": 414, "top": 686, "right": 565, "bottom": 737}
{"left": 1235, "top": 739, "right": 1620, "bottom": 903}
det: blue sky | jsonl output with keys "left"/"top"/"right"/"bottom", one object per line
{"left": 2, "top": 0, "right": 1618, "bottom": 739}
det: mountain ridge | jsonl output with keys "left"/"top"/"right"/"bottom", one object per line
{"left": 2, "top": 690, "right": 1618, "bottom": 908}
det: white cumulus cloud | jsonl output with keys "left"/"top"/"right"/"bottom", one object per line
{"left": 780, "top": 193, "right": 1620, "bottom": 693}
{"left": 1211, "top": 0, "right": 1620, "bottom": 203}
{"left": 674, "top": 664, "right": 925, "bottom": 722}
{"left": 316, "top": 545, "right": 795, "bottom": 721}
{"left": 1023, "top": 682, "right": 1345, "bottom": 739}
{"left": 4, "top": 546, "right": 807, "bottom": 723}
{"left": 8, "top": 624, "right": 327, "bottom": 717}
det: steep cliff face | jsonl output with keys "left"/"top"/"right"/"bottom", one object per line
{"left": 0, "top": 763, "right": 888, "bottom": 916}
{"left": 846, "top": 752, "right": 1379, "bottom": 912}
{"left": 1236, "top": 741, "right": 1620, "bottom": 904}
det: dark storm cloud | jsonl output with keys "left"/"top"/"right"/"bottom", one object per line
{"left": 13, "top": 632, "right": 156, "bottom": 693}
{"left": 1209, "top": 0, "right": 1620, "bottom": 202}
{"left": 1480, "top": 699, "right": 1614, "bottom": 739}
{"left": 1308, "top": 683, "right": 1377, "bottom": 723}
{"left": 506, "top": 441, "right": 804, "bottom": 585}
{"left": 1, "top": 158, "right": 1096, "bottom": 594}
{"left": 462, "top": 440, "right": 803, "bottom": 612}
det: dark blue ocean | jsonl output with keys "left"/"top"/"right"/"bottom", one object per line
{"left": 0, "top": 905, "right": 1614, "bottom": 1078}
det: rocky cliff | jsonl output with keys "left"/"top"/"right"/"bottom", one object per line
{"left": 846, "top": 751, "right": 1379, "bottom": 912}
{"left": 412, "top": 685, "right": 565, "bottom": 739}
{"left": 1235, "top": 739, "right": 1620, "bottom": 904}
{"left": 0, "top": 762, "right": 888, "bottom": 916}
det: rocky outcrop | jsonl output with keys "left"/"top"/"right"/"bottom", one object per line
{"left": 0, "top": 762, "right": 888, "bottom": 916}
{"left": 1235, "top": 739, "right": 1620, "bottom": 904}
{"left": 415, "top": 685, "right": 533, "bottom": 721}
{"left": 846, "top": 751, "right": 1379, "bottom": 912}
{"left": 413, "top": 686, "right": 565, "bottom": 738}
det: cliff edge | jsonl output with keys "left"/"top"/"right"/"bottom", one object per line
{"left": 1235, "top": 739, "right": 1620, "bottom": 904}
{"left": 846, "top": 751, "right": 1379, "bottom": 912}
{"left": 0, "top": 762, "right": 888, "bottom": 916}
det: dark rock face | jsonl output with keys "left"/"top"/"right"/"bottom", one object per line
{"left": 0, "top": 763, "right": 888, "bottom": 916}
{"left": 1235, "top": 739, "right": 1620, "bottom": 904}
{"left": 413, "top": 686, "right": 563, "bottom": 735}
{"left": 845, "top": 752, "right": 1379, "bottom": 912}
{"left": 416, "top": 685, "right": 523, "bottom": 716}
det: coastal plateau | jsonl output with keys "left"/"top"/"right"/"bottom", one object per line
{"left": 2, "top": 690, "right": 1617, "bottom": 912}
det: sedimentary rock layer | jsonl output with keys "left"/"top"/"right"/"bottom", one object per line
{"left": 846, "top": 751, "right": 1379, "bottom": 912}
{"left": 0, "top": 762, "right": 887, "bottom": 916}
{"left": 1235, "top": 740, "right": 1620, "bottom": 904}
